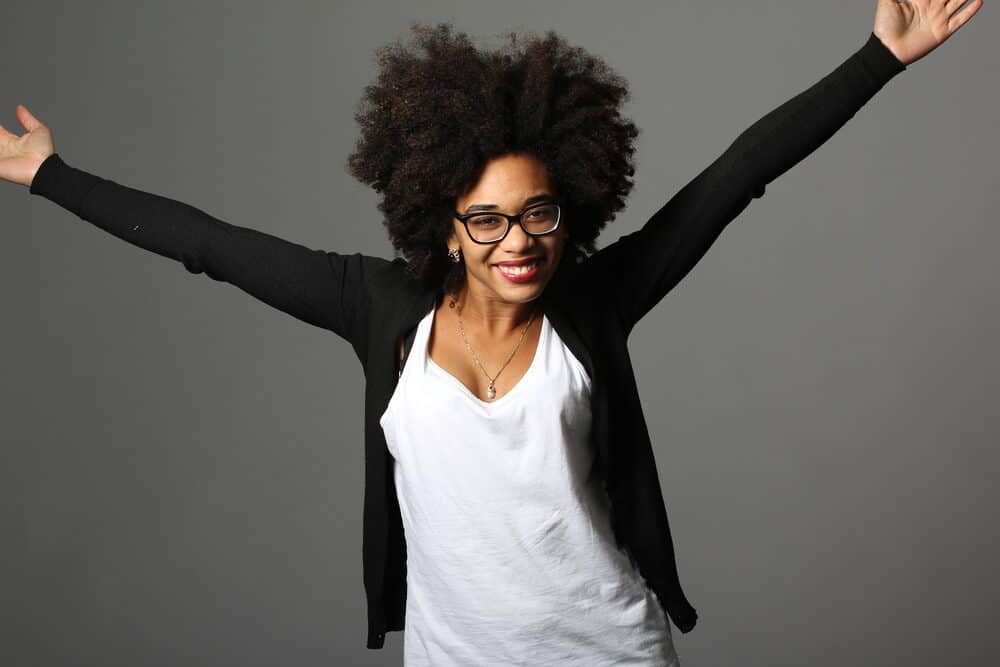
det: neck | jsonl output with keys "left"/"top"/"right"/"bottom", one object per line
{"left": 446, "top": 283, "right": 540, "bottom": 338}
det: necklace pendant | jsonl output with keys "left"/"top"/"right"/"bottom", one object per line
{"left": 487, "top": 383, "right": 496, "bottom": 399}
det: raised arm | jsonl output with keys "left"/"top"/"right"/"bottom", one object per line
{"left": 583, "top": 32, "right": 907, "bottom": 334}
{"left": 589, "top": 0, "right": 984, "bottom": 334}
{"left": 23, "top": 152, "right": 387, "bottom": 358}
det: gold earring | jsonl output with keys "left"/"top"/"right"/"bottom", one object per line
{"left": 447, "top": 247, "right": 462, "bottom": 263}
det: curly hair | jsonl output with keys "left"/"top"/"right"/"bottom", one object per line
{"left": 346, "top": 21, "right": 640, "bottom": 297}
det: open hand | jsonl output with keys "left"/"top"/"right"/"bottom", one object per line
{"left": 0, "top": 104, "right": 55, "bottom": 188}
{"left": 874, "top": 0, "right": 984, "bottom": 65}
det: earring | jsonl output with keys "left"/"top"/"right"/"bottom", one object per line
{"left": 447, "top": 247, "right": 462, "bottom": 263}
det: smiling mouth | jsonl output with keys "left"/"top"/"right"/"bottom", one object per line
{"left": 496, "top": 259, "right": 542, "bottom": 272}
{"left": 495, "top": 259, "right": 544, "bottom": 282}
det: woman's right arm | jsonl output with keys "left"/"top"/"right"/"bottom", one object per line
{"left": 26, "top": 152, "right": 389, "bottom": 349}
{"left": 2, "top": 105, "right": 388, "bottom": 355}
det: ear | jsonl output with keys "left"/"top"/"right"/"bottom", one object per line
{"left": 445, "top": 224, "right": 461, "bottom": 250}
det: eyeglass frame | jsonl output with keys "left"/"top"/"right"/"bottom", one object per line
{"left": 452, "top": 201, "right": 563, "bottom": 244}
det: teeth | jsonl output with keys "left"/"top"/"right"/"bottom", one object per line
{"left": 499, "top": 261, "right": 539, "bottom": 275}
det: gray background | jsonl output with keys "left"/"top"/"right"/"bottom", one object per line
{"left": 2, "top": 1, "right": 996, "bottom": 665}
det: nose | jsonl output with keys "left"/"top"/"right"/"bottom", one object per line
{"left": 500, "top": 219, "right": 536, "bottom": 251}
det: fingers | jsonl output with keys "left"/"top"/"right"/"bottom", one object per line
{"left": 948, "top": 0, "right": 983, "bottom": 32}
{"left": 16, "top": 104, "right": 44, "bottom": 132}
{"left": 0, "top": 123, "right": 17, "bottom": 139}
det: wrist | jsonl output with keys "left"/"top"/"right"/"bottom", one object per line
{"left": 27, "top": 152, "right": 57, "bottom": 189}
{"left": 872, "top": 31, "right": 908, "bottom": 67}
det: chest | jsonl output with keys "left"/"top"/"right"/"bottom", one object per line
{"left": 396, "top": 303, "right": 544, "bottom": 404}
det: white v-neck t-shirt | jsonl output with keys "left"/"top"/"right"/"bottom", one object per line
{"left": 379, "top": 306, "right": 680, "bottom": 666}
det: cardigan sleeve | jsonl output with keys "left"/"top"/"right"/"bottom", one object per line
{"left": 29, "top": 152, "right": 388, "bottom": 349}
{"left": 583, "top": 32, "right": 906, "bottom": 334}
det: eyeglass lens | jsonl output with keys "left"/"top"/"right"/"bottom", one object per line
{"left": 466, "top": 204, "right": 560, "bottom": 242}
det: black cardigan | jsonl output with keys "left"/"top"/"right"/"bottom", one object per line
{"left": 29, "top": 32, "right": 905, "bottom": 650}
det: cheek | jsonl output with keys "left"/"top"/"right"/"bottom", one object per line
{"left": 464, "top": 248, "right": 493, "bottom": 267}
{"left": 550, "top": 236, "right": 568, "bottom": 258}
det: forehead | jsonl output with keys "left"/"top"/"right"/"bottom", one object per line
{"left": 457, "top": 153, "right": 554, "bottom": 205}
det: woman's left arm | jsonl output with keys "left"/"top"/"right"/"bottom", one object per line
{"left": 592, "top": 0, "right": 983, "bottom": 334}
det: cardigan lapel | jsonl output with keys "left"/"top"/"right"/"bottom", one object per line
{"left": 391, "top": 287, "right": 438, "bottom": 377}
{"left": 541, "top": 293, "right": 610, "bottom": 490}
{"left": 538, "top": 292, "right": 594, "bottom": 383}
{"left": 401, "top": 292, "right": 437, "bottom": 329}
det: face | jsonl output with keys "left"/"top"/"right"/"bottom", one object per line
{"left": 448, "top": 152, "right": 569, "bottom": 303}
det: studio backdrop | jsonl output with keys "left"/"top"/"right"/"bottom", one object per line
{"left": 2, "top": 2, "right": 995, "bottom": 666}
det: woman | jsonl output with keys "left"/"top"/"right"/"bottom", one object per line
{"left": 2, "top": 1, "right": 982, "bottom": 664}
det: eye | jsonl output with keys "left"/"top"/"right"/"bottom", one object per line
{"left": 470, "top": 215, "right": 504, "bottom": 226}
{"left": 526, "top": 204, "right": 557, "bottom": 220}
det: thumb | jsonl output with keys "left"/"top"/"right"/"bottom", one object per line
{"left": 16, "top": 104, "right": 44, "bottom": 132}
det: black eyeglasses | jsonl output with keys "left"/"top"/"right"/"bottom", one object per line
{"left": 453, "top": 202, "right": 562, "bottom": 244}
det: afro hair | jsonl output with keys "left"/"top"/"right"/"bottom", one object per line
{"left": 347, "top": 21, "right": 640, "bottom": 297}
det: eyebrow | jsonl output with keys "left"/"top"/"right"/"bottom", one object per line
{"left": 464, "top": 193, "right": 555, "bottom": 214}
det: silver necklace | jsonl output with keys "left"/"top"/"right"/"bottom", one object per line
{"left": 449, "top": 293, "right": 538, "bottom": 400}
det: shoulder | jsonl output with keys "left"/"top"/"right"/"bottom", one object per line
{"left": 358, "top": 255, "right": 439, "bottom": 312}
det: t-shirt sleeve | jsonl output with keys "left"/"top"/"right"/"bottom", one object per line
{"left": 29, "top": 152, "right": 389, "bottom": 351}
{"left": 583, "top": 32, "right": 907, "bottom": 333}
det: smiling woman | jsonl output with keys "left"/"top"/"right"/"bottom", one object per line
{"left": 447, "top": 153, "right": 568, "bottom": 311}
{"left": 346, "top": 22, "right": 640, "bottom": 305}
{"left": 4, "top": 0, "right": 985, "bottom": 663}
